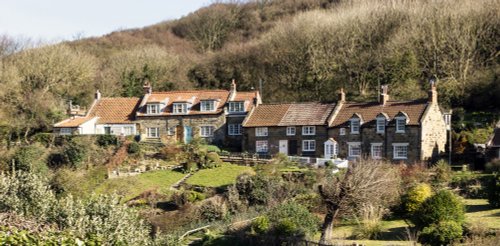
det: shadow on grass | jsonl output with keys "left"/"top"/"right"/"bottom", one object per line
{"left": 466, "top": 203, "right": 493, "bottom": 213}
{"left": 378, "top": 226, "right": 408, "bottom": 241}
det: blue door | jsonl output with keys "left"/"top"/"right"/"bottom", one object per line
{"left": 184, "top": 126, "right": 192, "bottom": 143}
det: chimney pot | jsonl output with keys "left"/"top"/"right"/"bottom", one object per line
{"left": 143, "top": 81, "right": 152, "bottom": 95}
{"left": 428, "top": 80, "right": 438, "bottom": 103}
{"left": 379, "top": 85, "right": 389, "bottom": 105}
{"left": 95, "top": 90, "right": 101, "bottom": 100}
{"left": 338, "top": 88, "right": 346, "bottom": 102}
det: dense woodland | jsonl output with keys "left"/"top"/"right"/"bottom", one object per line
{"left": 0, "top": 0, "right": 499, "bottom": 142}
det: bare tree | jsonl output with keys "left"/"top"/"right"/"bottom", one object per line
{"left": 318, "top": 159, "right": 401, "bottom": 244}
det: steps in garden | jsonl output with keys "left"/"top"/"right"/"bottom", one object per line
{"left": 170, "top": 173, "right": 193, "bottom": 190}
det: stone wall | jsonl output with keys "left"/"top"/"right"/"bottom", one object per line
{"left": 420, "top": 103, "right": 447, "bottom": 161}
{"left": 244, "top": 125, "right": 329, "bottom": 157}
{"left": 137, "top": 114, "right": 226, "bottom": 145}
{"left": 328, "top": 121, "right": 421, "bottom": 163}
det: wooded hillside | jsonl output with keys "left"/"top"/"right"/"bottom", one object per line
{"left": 0, "top": 0, "right": 499, "bottom": 140}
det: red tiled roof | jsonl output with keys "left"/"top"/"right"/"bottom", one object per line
{"left": 137, "top": 89, "right": 259, "bottom": 116}
{"left": 329, "top": 100, "right": 429, "bottom": 127}
{"left": 231, "top": 91, "right": 260, "bottom": 112}
{"left": 54, "top": 117, "right": 94, "bottom": 128}
{"left": 88, "top": 97, "right": 141, "bottom": 124}
{"left": 243, "top": 103, "right": 335, "bottom": 127}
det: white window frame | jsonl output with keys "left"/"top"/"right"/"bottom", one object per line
{"left": 302, "top": 126, "right": 316, "bottom": 136}
{"left": 339, "top": 128, "right": 346, "bottom": 136}
{"left": 200, "top": 126, "right": 215, "bottom": 137}
{"left": 350, "top": 119, "right": 360, "bottom": 134}
{"left": 147, "top": 104, "right": 160, "bottom": 114}
{"left": 228, "top": 124, "right": 242, "bottom": 136}
{"left": 60, "top": 128, "right": 73, "bottom": 135}
{"left": 396, "top": 117, "right": 406, "bottom": 133}
{"left": 167, "top": 126, "right": 176, "bottom": 136}
{"left": 393, "top": 143, "right": 409, "bottom": 160}
{"left": 228, "top": 101, "right": 244, "bottom": 113}
{"left": 123, "top": 126, "right": 134, "bottom": 136}
{"left": 302, "top": 140, "right": 316, "bottom": 151}
{"left": 348, "top": 142, "right": 361, "bottom": 157}
{"left": 256, "top": 140, "right": 268, "bottom": 153}
{"left": 324, "top": 141, "right": 338, "bottom": 157}
{"left": 255, "top": 127, "right": 268, "bottom": 137}
{"left": 147, "top": 127, "right": 159, "bottom": 138}
{"left": 376, "top": 117, "right": 386, "bottom": 134}
{"left": 371, "top": 143, "right": 383, "bottom": 159}
{"left": 173, "top": 103, "right": 188, "bottom": 114}
{"left": 286, "top": 126, "right": 296, "bottom": 136}
{"left": 200, "top": 100, "right": 216, "bottom": 112}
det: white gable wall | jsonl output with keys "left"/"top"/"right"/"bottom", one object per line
{"left": 78, "top": 118, "right": 99, "bottom": 134}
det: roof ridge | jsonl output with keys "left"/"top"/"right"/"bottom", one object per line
{"left": 152, "top": 89, "right": 229, "bottom": 94}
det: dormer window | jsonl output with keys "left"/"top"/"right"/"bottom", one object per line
{"left": 376, "top": 114, "right": 388, "bottom": 134}
{"left": 173, "top": 103, "right": 188, "bottom": 114}
{"left": 350, "top": 119, "right": 360, "bottom": 134}
{"left": 396, "top": 118, "right": 406, "bottom": 133}
{"left": 228, "top": 101, "right": 244, "bottom": 113}
{"left": 200, "top": 100, "right": 216, "bottom": 112}
{"left": 147, "top": 104, "right": 161, "bottom": 114}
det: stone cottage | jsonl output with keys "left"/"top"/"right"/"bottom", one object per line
{"left": 242, "top": 103, "right": 336, "bottom": 157}
{"left": 135, "top": 81, "right": 260, "bottom": 150}
{"left": 327, "top": 84, "right": 447, "bottom": 163}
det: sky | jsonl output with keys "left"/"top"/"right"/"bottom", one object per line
{"left": 0, "top": 0, "right": 210, "bottom": 42}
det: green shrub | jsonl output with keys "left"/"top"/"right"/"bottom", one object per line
{"left": 402, "top": 183, "right": 432, "bottom": 214}
{"left": 205, "top": 152, "right": 223, "bottom": 168}
{"left": 432, "top": 160, "right": 453, "bottom": 187}
{"left": 251, "top": 216, "right": 270, "bottom": 234}
{"left": 127, "top": 142, "right": 141, "bottom": 154}
{"left": 420, "top": 221, "right": 463, "bottom": 246}
{"left": 96, "top": 134, "right": 118, "bottom": 146}
{"left": 172, "top": 190, "right": 206, "bottom": 206}
{"left": 485, "top": 159, "right": 500, "bottom": 174}
{"left": 199, "top": 198, "right": 227, "bottom": 222}
{"left": 13, "top": 143, "right": 48, "bottom": 175}
{"left": 486, "top": 173, "right": 500, "bottom": 208}
{"left": 62, "top": 138, "right": 90, "bottom": 168}
{"left": 205, "top": 145, "right": 221, "bottom": 153}
{"left": 411, "top": 190, "right": 465, "bottom": 230}
{"left": 267, "top": 201, "right": 319, "bottom": 237}
{"left": 30, "top": 133, "right": 54, "bottom": 147}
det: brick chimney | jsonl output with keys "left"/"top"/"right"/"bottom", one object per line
{"left": 338, "top": 88, "right": 346, "bottom": 102}
{"left": 379, "top": 85, "right": 389, "bottom": 105}
{"left": 143, "top": 80, "right": 152, "bottom": 95}
{"left": 428, "top": 79, "right": 438, "bottom": 103}
{"left": 95, "top": 90, "right": 101, "bottom": 100}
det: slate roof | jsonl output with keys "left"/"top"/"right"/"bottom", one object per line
{"left": 329, "top": 100, "right": 429, "bottom": 127}
{"left": 137, "top": 90, "right": 258, "bottom": 116}
{"left": 88, "top": 97, "right": 141, "bottom": 124}
{"left": 489, "top": 122, "right": 500, "bottom": 147}
{"left": 243, "top": 102, "right": 336, "bottom": 127}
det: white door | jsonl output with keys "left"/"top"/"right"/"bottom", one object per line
{"left": 324, "top": 139, "right": 337, "bottom": 159}
{"left": 279, "top": 140, "right": 288, "bottom": 155}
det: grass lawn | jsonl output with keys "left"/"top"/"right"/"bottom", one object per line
{"left": 185, "top": 163, "right": 254, "bottom": 187}
{"left": 94, "top": 170, "right": 186, "bottom": 200}
{"left": 464, "top": 199, "right": 500, "bottom": 229}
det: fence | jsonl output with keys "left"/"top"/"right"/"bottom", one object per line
{"left": 288, "top": 156, "right": 349, "bottom": 169}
